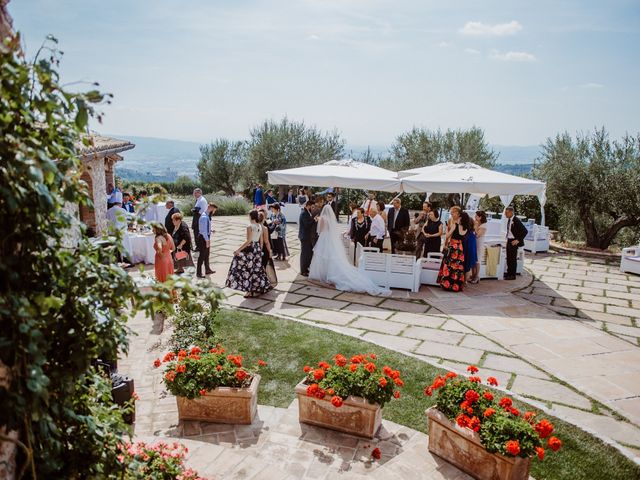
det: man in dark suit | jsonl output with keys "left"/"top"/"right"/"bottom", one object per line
{"left": 164, "top": 200, "right": 180, "bottom": 235}
{"left": 326, "top": 192, "right": 339, "bottom": 222}
{"left": 281, "top": 188, "right": 295, "bottom": 203}
{"left": 387, "top": 198, "right": 410, "bottom": 254}
{"left": 504, "top": 206, "right": 528, "bottom": 280}
{"left": 298, "top": 201, "right": 316, "bottom": 276}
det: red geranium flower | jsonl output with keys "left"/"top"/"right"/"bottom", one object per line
{"left": 235, "top": 369, "right": 247, "bottom": 381}
{"left": 369, "top": 353, "right": 377, "bottom": 360}
{"left": 468, "top": 416, "right": 481, "bottom": 432}
{"left": 371, "top": 447, "right": 381, "bottom": 459}
{"left": 334, "top": 354, "right": 347, "bottom": 367}
{"left": 456, "top": 414, "right": 469, "bottom": 428}
{"left": 191, "top": 346, "right": 201, "bottom": 355}
{"left": 318, "top": 361, "right": 330, "bottom": 370}
{"left": 163, "top": 352, "right": 175, "bottom": 362}
{"left": 153, "top": 359, "right": 161, "bottom": 368}
{"left": 327, "top": 388, "right": 335, "bottom": 395}
{"left": 424, "top": 386, "right": 433, "bottom": 396}
{"left": 535, "top": 447, "right": 545, "bottom": 460}
{"left": 349, "top": 364, "right": 358, "bottom": 372}
{"left": 258, "top": 359, "right": 266, "bottom": 367}
{"left": 331, "top": 395, "right": 343, "bottom": 408}
{"left": 483, "top": 408, "right": 496, "bottom": 418}
{"left": 483, "top": 392, "right": 494, "bottom": 401}
{"left": 465, "top": 390, "right": 480, "bottom": 404}
{"left": 390, "top": 370, "right": 400, "bottom": 380}
{"left": 547, "top": 436, "right": 562, "bottom": 452}
{"left": 393, "top": 390, "right": 400, "bottom": 399}
{"left": 505, "top": 440, "right": 520, "bottom": 456}
{"left": 469, "top": 376, "right": 481, "bottom": 383}
{"left": 216, "top": 365, "right": 222, "bottom": 371}
{"left": 394, "top": 378, "right": 404, "bottom": 387}
{"left": 365, "top": 363, "right": 376, "bottom": 373}
{"left": 164, "top": 371, "right": 176, "bottom": 382}
{"left": 177, "top": 350, "right": 187, "bottom": 359}
{"left": 303, "top": 365, "right": 312, "bottom": 373}
{"left": 188, "top": 353, "right": 200, "bottom": 360}
{"left": 313, "top": 369, "right": 325, "bottom": 380}
{"left": 535, "top": 419, "right": 554, "bottom": 439}
{"left": 350, "top": 355, "right": 363, "bottom": 364}
{"left": 176, "top": 364, "right": 186, "bottom": 373}
{"left": 445, "top": 371, "right": 458, "bottom": 379}
{"left": 315, "top": 388, "right": 326, "bottom": 399}
{"left": 524, "top": 411, "right": 536, "bottom": 422}
{"left": 498, "top": 397, "right": 513, "bottom": 409}
{"left": 486, "top": 376, "right": 498, "bottom": 386}
{"left": 379, "top": 377, "right": 387, "bottom": 387}
{"left": 199, "top": 389, "right": 207, "bottom": 396}
{"left": 467, "top": 365, "right": 479, "bottom": 374}
{"left": 432, "top": 376, "right": 446, "bottom": 389}
{"left": 509, "top": 407, "right": 520, "bottom": 417}
{"left": 306, "top": 383, "right": 319, "bottom": 396}
{"left": 383, "top": 366, "right": 393, "bottom": 376}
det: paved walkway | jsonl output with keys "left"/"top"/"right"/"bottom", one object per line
{"left": 131, "top": 215, "right": 640, "bottom": 462}
{"left": 123, "top": 312, "right": 473, "bottom": 480}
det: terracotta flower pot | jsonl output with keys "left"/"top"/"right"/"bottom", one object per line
{"left": 176, "top": 374, "right": 260, "bottom": 424}
{"left": 294, "top": 379, "right": 382, "bottom": 438}
{"left": 426, "top": 407, "right": 532, "bottom": 480}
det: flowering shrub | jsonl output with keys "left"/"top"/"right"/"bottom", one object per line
{"left": 155, "top": 346, "right": 265, "bottom": 399}
{"left": 117, "top": 441, "right": 205, "bottom": 479}
{"left": 302, "top": 353, "right": 403, "bottom": 408}
{"left": 425, "top": 365, "right": 562, "bottom": 459}
{"left": 169, "top": 306, "right": 219, "bottom": 352}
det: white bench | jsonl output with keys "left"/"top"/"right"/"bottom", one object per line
{"left": 358, "top": 251, "right": 421, "bottom": 292}
{"left": 416, "top": 253, "right": 443, "bottom": 288}
{"left": 621, "top": 246, "right": 640, "bottom": 275}
{"left": 524, "top": 224, "right": 550, "bottom": 253}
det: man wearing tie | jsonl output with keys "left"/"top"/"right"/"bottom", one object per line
{"left": 281, "top": 188, "right": 295, "bottom": 203}
{"left": 361, "top": 192, "right": 377, "bottom": 217}
{"left": 387, "top": 198, "right": 410, "bottom": 254}
{"left": 504, "top": 206, "right": 528, "bottom": 280}
{"left": 196, "top": 203, "right": 217, "bottom": 278}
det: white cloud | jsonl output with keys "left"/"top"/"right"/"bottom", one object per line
{"left": 306, "top": 34, "right": 320, "bottom": 41}
{"left": 436, "top": 41, "right": 452, "bottom": 48}
{"left": 464, "top": 48, "right": 480, "bottom": 55}
{"left": 490, "top": 50, "right": 536, "bottom": 62}
{"left": 580, "top": 82, "right": 604, "bottom": 88}
{"left": 460, "top": 20, "right": 522, "bottom": 36}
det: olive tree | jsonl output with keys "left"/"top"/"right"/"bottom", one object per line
{"left": 198, "top": 139, "right": 247, "bottom": 194}
{"left": 536, "top": 128, "right": 640, "bottom": 249}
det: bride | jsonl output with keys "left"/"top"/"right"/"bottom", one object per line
{"left": 310, "top": 205, "right": 391, "bottom": 296}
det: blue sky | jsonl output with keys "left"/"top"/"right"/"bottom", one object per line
{"left": 10, "top": 0, "right": 640, "bottom": 146}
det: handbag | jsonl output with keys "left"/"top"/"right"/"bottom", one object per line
{"left": 175, "top": 250, "right": 188, "bottom": 260}
{"left": 174, "top": 250, "right": 194, "bottom": 270}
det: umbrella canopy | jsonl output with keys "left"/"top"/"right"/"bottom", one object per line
{"left": 267, "top": 159, "right": 402, "bottom": 192}
{"left": 397, "top": 162, "right": 456, "bottom": 178}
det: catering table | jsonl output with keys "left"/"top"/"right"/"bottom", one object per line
{"left": 281, "top": 203, "right": 302, "bottom": 224}
{"left": 122, "top": 232, "right": 156, "bottom": 264}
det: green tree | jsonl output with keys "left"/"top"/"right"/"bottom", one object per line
{"left": 386, "top": 126, "right": 498, "bottom": 170}
{"left": 0, "top": 36, "right": 217, "bottom": 478}
{"left": 247, "top": 117, "right": 345, "bottom": 184}
{"left": 535, "top": 128, "right": 640, "bottom": 249}
{"left": 198, "top": 139, "right": 246, "bottom": 195}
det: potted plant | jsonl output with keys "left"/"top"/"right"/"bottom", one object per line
{"left": 116, "top": 440, "right": 204, "bottom": 479}
{"left": 295, "top": 353, "right": 403, "bottom": 438}
{"left": 154, "top": 346, "right": 265, "bottom": 424}
{"left": 424, "top": 366, "right": 562, "bottom": 480}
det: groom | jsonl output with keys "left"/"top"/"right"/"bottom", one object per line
{"left": 298, "top": 200, "right": 316, "bottom": 276}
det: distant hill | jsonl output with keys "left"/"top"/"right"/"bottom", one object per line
{"left": 111, "top": 135, "right": 541, "bottom": 181}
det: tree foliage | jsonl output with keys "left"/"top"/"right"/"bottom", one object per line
{"left": 197, "top": 139, "right": 246, "bottom": 195}
{"left": 247, "top": 117, "right": 345, "bottom": 184}
{"left": 384, "top": 126, "right": 498, "bottom": 170}
{"left": 535, "top": 128, "right": 640, "bottom": 249}
{"left": 0, "top": 36, "right": 218, "bottom": 478}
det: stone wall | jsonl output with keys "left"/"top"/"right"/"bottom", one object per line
{"left": 82, "top": 155, "right": 108, "bottom": 234}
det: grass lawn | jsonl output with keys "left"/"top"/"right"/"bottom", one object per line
{"left": 214, "top": 308, "right": 640, "bottom": 480}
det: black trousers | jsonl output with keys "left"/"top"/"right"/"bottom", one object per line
{"left": 506, "top": 242, "right": 518, "bottom": 277}
{"left": 368, "top": 237, "right": 384, "bottom": 252}
{"left": 196, "top": 235, "right": 210, "bottom": 276}
{"left": 300, "top": 238, "right": 313, "bottom": 275}
{"left": 192, "top": 213, "right": 201, "bottom": 250}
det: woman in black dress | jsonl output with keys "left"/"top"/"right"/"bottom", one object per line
{"left": 349, "top": 207, "right": 371, "bottom": 265}
{"left": 421, "top": 209, "right": 443, "bottom": 257}
{"left": 437, "top": 206, "right": 467, "bottom": 292}
{"left": 171, "top": 212, "right": 193, "bottom": 273}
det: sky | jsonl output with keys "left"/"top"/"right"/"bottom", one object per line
{"left": 10, "top": 0, "right": 640, "bottom": 146}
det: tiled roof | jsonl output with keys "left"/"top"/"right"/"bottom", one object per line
{"left": 78, "top": 134, "right": 135, "bottom": 157}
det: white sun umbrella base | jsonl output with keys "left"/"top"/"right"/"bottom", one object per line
{"left": 268, "top": 159, "right": 402, "bottom": 193}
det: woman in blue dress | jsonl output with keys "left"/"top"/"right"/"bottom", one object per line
{"left": 461, "top": 212, "right": 478, "bottom": 285}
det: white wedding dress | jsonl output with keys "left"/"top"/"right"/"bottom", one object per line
{"left": 310, "top": 205, "right": 391, "bottom": 296}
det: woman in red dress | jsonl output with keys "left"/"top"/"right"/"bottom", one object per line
{"left": 437, "top": 206, "right": 467, "bottom": 292}
{"left": 153, "top": 224, "right": 175, "bottom": 282}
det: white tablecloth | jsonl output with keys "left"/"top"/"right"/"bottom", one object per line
{"left": 123, "top": 232, "right": 156, "bottom": 264}
{"left": 281, "top": 203, "right": 302, "bottom": 223}
{"left": 140, "top": 202, "right": 170, "bottom": 223}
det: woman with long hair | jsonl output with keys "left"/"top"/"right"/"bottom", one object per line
{"left": 226, "top": 210, "right": 273, "bottom": 298}
{"left": 470, "top": 210, "right": 488, "bottom": 283}
{"left": 171, "top": 212, "right": 193, "bottom": 273}
{"left": 461, "top": 211, "right": 478, "bottom": 284}
{"left": 437, "top": 206, "right": 467, "bottom": 292}
{"left": 153, "top": 223, "right": 175, "bottom": 282}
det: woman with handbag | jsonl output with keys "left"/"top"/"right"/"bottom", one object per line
{"left": 225, "top": 210, "right": 273, "bottom": 298}
{"left": 153, "top": 223, "right": 175, "bottom": 282}
{"left": 171, "top": 212, "right": 193, "bottom": 273}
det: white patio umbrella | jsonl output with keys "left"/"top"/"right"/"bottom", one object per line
{"left": 267, "top": 159, "right": 402, "bottom": 192}
{"left": 400, "top": 162, "right": 547, "bottom": 225}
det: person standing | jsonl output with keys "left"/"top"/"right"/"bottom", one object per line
{"left": 414, "top": 202, "right": 431, "bottom": 257}
{"left": 297, "top": 187, "right": 308, "bottom": 205}
{"left": 226, "top": 210, "right": 273, "bottom": 298}
{"left": 438, "top": 206, "right": 467, "bottom": 292}
{"left": 349, "top": 208, "right": 371, "bottom": 263}
{"left": 366, "top": 208, "right": 386, "bottom": 252}
{"left": 196, "top": 203, "right": 216, "bottom": 278}
{"left": 171, "top": 212, "right": 193, "bottom": 273}
{"left": 504, "top": 207, "right": 527, "bottom": 280}
{"left": 191, "top": 188, "right": 208, "bottom": 250}
{"left": 153, "top": 224, "right": 175, "bottom": 282}
{"left": 106, "top": 192, "right": 128, "bottom": 234}
{"left": 298, "top": 201, "right": 316, "bottom": 276}
{"left": 470, "top": 211, "right": 488, "bottom": 283}
{"left": 282, "top": 188, "right": 295, "bottom": 203}
{"left": 164, "top": 200, "right": 180, "bottom": 235}
{"left": 461, "top": 212, "right": 477, "bottom": 284}
{"left": 421, "top": 209, "right": 443, "bottom": 257}
{"left": 265, "top": 189, "right": 276, "bottom": 205}
{"left": 387, "top": 198, "right": 410, "bottom": 254}
{"left": 361, "top": 192, "right": 377, "bottom": 216}
{"left": 253, "top": 184, "right": 264, "bottom": 207}
{"left": 122, "top": 192, "right": 135, "bottom": 213}
{"left": 269, "top": 204, "right": 289, "bottom": 260}
{"left": 326, "top": 192, "right": 339, "bottom": 221}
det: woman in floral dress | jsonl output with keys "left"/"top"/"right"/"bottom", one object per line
{"left": 226, "top": 210, "right": 273, "bottom": 298}
{"left": 437, "top": 206, "right": 467, "bottom": 292}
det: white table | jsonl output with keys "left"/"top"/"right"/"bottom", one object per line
{"left": 123, "top": 232, "right": 156, "bottom": 264}
{"left": 138, "top": 202, "right": 170, "bottom": 223}
{"left": 281, "top": 203, "right": 302, "bottom": 224}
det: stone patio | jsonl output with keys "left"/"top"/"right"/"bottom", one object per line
{"left": 127, "top": 215, "right": 640, "bottom": 468}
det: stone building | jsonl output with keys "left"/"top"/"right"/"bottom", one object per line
{"left": 77, "top": 134, "right": 135, "bottom": 234}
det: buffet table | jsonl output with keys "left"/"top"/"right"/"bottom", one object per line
{"left": 122, "top": 232, "right": 156, "bottom": 264}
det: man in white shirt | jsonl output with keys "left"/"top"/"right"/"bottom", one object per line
{"left": 361, "top": 192, "right": 377, "bottom": 216}
{"left": 366, "top": 209, "right": 386, "bottom": 252}
{"left": 106, "top": 192, "right": 128, "bottom": 234}
{"left": 191, "top": 188, "right": 208, "bottom": 250}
